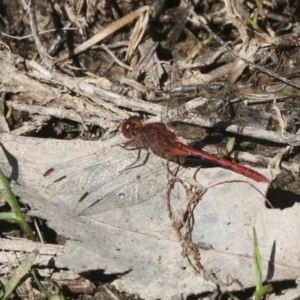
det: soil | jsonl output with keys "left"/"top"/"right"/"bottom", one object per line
{"left": 1, "top": 0, "right": 300, "bottom": 299}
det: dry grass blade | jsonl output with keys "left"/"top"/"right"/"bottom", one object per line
{"left": 126, "top": 7, "right": 149, "bottom": 61}
{"left": 55, "top": 5, "right": 149, "bottom": 63}
{"left": 273, "top": 101, "right": 287, "bottom": 133}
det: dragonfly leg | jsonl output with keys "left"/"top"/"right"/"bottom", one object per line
{"left": 116, "top": 148, "right": 151, "bottom": 172}
{"left": 112, "top": 139, "right": 138, "bottom": 150}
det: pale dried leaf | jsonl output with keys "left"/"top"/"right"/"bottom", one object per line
{"left": 0, "top": 133, "right": 298, "bottom": 299}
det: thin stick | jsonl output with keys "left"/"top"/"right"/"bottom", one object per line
{"left": 28, "top": 0, "right": 53, "bottom": 68}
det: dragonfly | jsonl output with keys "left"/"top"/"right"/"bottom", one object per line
{"left": 42, "top": 115, "right": 269, "bottom": 216}
{"left": 120, "top": 116, "right": 269, "bottom": 183}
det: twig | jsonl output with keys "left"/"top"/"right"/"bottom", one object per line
{"left": 100, "top": 44, "right": 133, "bottom": 71}
{"left": 26, "top": 61, "right": 129, "bottom": 119}
{"left": 55, "top": 6, "right": 149, "bottom": 63}
{"left": 28, "top": 60, "right": 52, "bottom": 78}
{"left": 6, "top": 101, "right": 111, "bottom": 130}
{"left": 189, "top": 11, "right": 300, "bottom": 91}
{"left": 0, "top": 27, "right": 76, "bottom": 40}
{"left": 148, "top": 98, "right": 300, "bottom": 147}
{"left": 164, "top": 162, "right": 205, "bottom": 273}
{"left": 28, "top": 0, "right": 53, "bottom": 68}
{"left": 0, "top": 93, "right": 10, "bottom": 133}
{"left": 33, "top": 218, "right": 44, "bottom": 244}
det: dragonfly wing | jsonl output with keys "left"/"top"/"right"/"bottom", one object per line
{"left": 40, "top": 147, "right": 131, "bottom": 194}
{"left": 40, "top": 147, "right": 166, "bottom": 215}
{"left": 76, "top": 166, "right": 165, "bottom": 215}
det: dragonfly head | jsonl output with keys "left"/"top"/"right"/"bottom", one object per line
{"left": 120, "top": 116, "right": 143, "bottom": 139}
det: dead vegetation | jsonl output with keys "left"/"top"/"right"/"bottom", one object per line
{"left": 1, "top": 0, "right": 300, "bottom": 299}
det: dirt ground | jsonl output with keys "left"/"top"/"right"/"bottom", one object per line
{"left": 1, "top": 0, "right": 300, "bottom": 299}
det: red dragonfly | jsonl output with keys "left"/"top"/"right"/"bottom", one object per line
{"left": 42, "top": 116, "right": 269, "bottom": 216}
{"left": 120, "top": 116, "right": 269, "bottom": 183}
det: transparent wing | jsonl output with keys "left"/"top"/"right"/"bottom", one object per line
{"left": 40, "top": 148, "right": 123, "bottom": 194}
{"left": 40, "top": 146, "right": 166, "bottom": 216}
{"left": 77, "top": 165, "right": 164, "bottom": 216}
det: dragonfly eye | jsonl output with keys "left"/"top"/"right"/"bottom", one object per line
{"left": 120, "top": 119, "right": 133, "bottom": 139}
{"left": 120, "top": 116, "right": 143, "bottom": 139}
